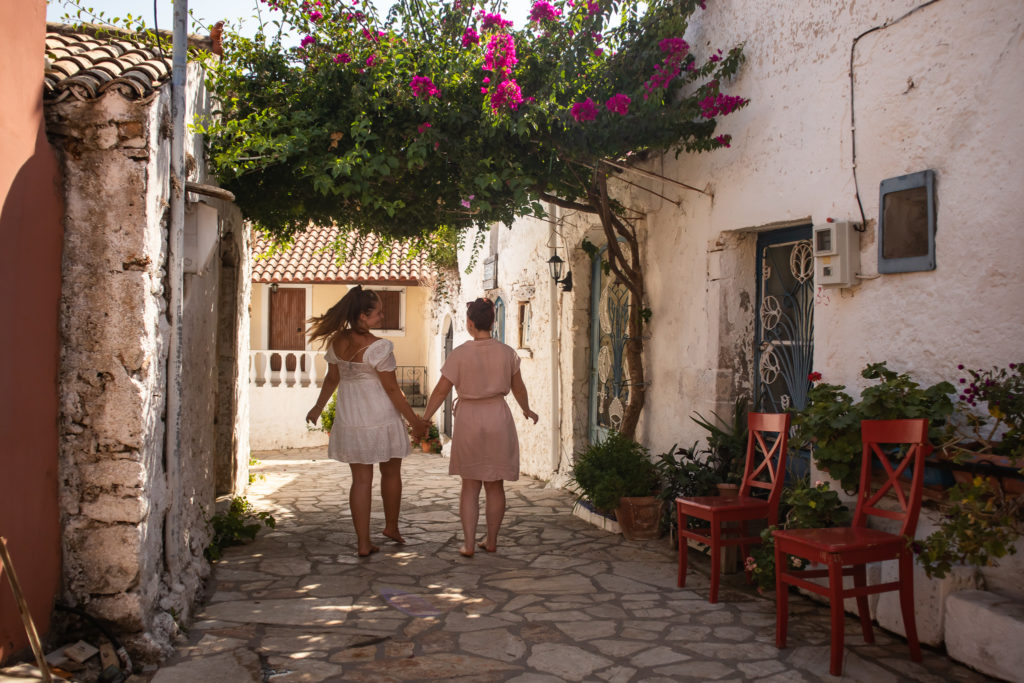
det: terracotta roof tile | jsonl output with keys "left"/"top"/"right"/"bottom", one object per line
{"left": 251, "top": 227, "right": 434, "bottom": 285}
{"left": 44, "top": 22, "right": 212, "bottom": 103}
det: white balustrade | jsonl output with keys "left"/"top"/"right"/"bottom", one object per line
{"left": 249, "top": 350, "right": 327, "bottom": 388}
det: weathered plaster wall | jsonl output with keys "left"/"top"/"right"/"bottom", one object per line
{"left": 0, "top": 0, "right": 63, "bottom": 663}
{"left": 48, "top": 60, "right": 244, "bottom": 659}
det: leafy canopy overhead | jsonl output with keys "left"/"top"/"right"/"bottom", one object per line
{"left": 202, "top": 0, "right": 746, "bottom": 243}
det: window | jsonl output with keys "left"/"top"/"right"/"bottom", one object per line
{"left": 878, "top": 170, "right": 936, "bottom": 274}
{"left": 368, "top": 288, "right": 405, "bottom": 334}
{"left": 491, "top": 297, "right": 505, "bottom": 343}
{"left": 517, "top": 301, "right": 531, "bottom": 348}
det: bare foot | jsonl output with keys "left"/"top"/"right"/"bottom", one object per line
{"left": 458, "top": 546, "right": 474, "bottom": 558}
{"left": 477, "top": 541, "right": 497, "bottom": 553}
{"left": 382, "top": 529, "right": 406, "bottom": 545}
{"left": 357, "top": 545, "right": 380, "bottom": 558}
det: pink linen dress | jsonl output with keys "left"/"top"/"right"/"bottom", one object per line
{"left": 325, "top": 338, "right": 410, "bottom": 464}
{"left": 441, "top": 338, "right": 521, "bottom": 481}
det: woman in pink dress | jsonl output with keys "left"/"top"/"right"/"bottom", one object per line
{"left": 306, "top": 286, "right": 427, "bottom": 557}
{"left": 422, "top": 298, "right": 538, "bottom": 557}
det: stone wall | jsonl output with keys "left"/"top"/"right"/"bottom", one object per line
{"left": 48, "top": 61, "right": 247, "bottom": 660}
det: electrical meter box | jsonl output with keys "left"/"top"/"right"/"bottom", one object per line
{"left": 813, "top": 221, "right": 860, "bottom": 288}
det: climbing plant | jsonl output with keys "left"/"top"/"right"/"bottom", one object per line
{"left": 59, "top": 0, "right": 749, "bottom": 437}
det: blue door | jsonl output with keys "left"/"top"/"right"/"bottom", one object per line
{"left": 754, "top": 226, "right": 814, "bottom": 414}
{"left": 589, "top": 244, "right": 632, "bottom": 443}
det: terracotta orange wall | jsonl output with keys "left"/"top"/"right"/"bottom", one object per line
{"left": 0, "top": 0, "right": 63, "bottom": 663}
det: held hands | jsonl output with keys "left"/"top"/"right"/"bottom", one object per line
{"left": 410, "top": 417, "right": 430, "bottom": 440}
{"left": 524, "top": 408, "right": 539, "bottom": 424}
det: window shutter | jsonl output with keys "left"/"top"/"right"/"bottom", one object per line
{"left": 375, "top": 290, "right": 401, "bottom": 330}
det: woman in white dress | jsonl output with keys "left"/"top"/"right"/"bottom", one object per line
{"left": 306, "top": 286, "right": 427, "bottom": 556}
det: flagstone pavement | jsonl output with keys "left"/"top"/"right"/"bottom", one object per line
{"left": 139, "top": 446, "right": 993, "bottom": 682}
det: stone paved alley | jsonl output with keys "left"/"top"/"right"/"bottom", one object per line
{"left": 139, "top": 447, "right": 992, "bottom": 682}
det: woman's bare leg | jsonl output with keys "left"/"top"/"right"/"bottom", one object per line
{"left": 349, "top": 464, "right": 378, "bottom": 556}
{"left": 459, "top": 478, "right": 483, "bottom": 556}
{"left": 379, "top": 458, "right": 405, "bottom": 543}
{"left": 479, "top": 480, "right": 506, "bottom": 552}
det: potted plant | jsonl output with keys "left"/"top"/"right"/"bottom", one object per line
{"left": 691, "top": 398, "right": 749, "bottom": 497}
{"left": 792, "top": 362, "right": 955, "bottom": 492}
{"left": 569, "top": 431, "right": 662, "bottom": 540}
{"left": 916, "top": 363, "right": 1024, "bottom": 577}
{"left": 421, "top": 423, "right": 440, "bottom": 453}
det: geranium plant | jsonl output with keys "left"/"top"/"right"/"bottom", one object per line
{"left": 792, "top": 362, "right": 955, "bottom": 492}
{"left": 942, "top": 363, "right": 1023, "bottom": 464}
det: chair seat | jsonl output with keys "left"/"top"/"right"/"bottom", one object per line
{"left": 773, "top": 526, "right": 904, "bottom": 554}
{"left": 676, "top": 495, "right": 770, "bottom": 514}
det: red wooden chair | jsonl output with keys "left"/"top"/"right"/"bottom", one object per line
{"left": 773, "top": 419, "right": 932, "bottom": 676}
{"left": 676, "top": 411, "right": 791, "bottom": 603}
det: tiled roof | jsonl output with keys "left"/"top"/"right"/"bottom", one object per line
{"left": 251, "top": 227, "right": 433, "bottom": 285}
{"left": 44, "top": 22, "right": 211, "bottom": 102}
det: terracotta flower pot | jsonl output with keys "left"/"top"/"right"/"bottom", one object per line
{"left": 615, "top": 496, "right": 663, "bottom": 541}
{"left": 716, "top": 483, "right": 740, "bottom": 499}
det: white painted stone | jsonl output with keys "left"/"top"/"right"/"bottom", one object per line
{"left": 945, "top": 590, "right": 1024, "bottom": 682}
{"left": 875, "top": 558, "right": 978, "bottom": 646}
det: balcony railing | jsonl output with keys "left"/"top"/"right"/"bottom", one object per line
{"left": 249, "top": 350, "right": 427, "bottom": 405}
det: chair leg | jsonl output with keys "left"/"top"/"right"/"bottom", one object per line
{"left": 677, "top": 509, "right": 688, "bottom": 588}
{"left": 899, "top": 550, "right": 922, "bottom": 662}
{"left": 852, "top": 564, "right": 873, "bottom": 643}
{"left": 709, "top": 520, "right": 721, "bottom": 603}
{"left": 774, "top": 542, "right": 788, "bottom": 649}
{"left": 828, "top": 559, "right": 845, "bottom": 676}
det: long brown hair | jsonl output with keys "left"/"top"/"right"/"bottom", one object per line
{"left": 307, "top": 285, "right": 379, "bottom": 347}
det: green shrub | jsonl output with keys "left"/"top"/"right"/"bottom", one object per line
{"left": 569, "top": 431, "right": 659, "bottom": 514}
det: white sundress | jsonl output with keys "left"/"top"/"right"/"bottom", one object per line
{"left": 325, "top": 338, "right": 410, "bottom": 464}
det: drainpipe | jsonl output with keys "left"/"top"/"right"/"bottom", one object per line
{"left": 164, "top": 0, "right": 188, "bottom": 577}
{"left": 548, "top": 206, "right": 562, "bottom": 473}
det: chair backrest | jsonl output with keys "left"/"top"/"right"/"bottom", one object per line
{"left": 853, "top": 419, "right": 933, "bottom": 537}
{"left": 738, "top": 412, "right": 792, "bottom": 514}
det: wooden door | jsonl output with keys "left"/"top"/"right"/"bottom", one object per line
{"left": 269, "top": 287, "right": 305, "bottom": 371}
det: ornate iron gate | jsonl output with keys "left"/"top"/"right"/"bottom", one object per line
{"left": 589, "top": 244, "right": 632, "bottom": 443}
{"left": 754, "top": 226, "right": 814, "bottom": 413}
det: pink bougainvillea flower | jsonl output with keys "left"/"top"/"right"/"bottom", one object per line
{"left": 570, "top": 98, "right": 598, "bottom": 121}
{"left": 366, "top": 54, "right": 378, "bottom": 67}
{"left": 460, "top": 195, "right": 475, "bottom": 208}
{"left": 308, "top": 9, "right": 323, "bottom": 21}
{"left": 490, "top": 78, "right": 524, "bottom": 111}
{"left": 410, "top": 75, "right": 440, "bottom": 98}
{"left": 714, "top": 134, "right": 731, "bottom": 147}
{"left": 659, "top": 37, "right": 689, "bottom": 55}
{"left": 529, "top": 0, "right": 562, "bottom": 23}
{"left": 333, "top": 52, "right": 351, "bottom": 64}
{"left": 462, "top": 26, "right": 480, "bottom": 48}
{"left": 709, "top": 48, "right": 723, "bottom": 62}
{"left": 417, "top": 122, "right": 432, "bottom": 133}
{"left": 482, "top": 76, "right": 491, "bottom": 84}
{"left": 699, "top": 92, "right": 748, "bottom": 118}
{"left": 593, "top": 48, "right": 603, "bottom": 56}
{"left": 479, "top": 11, "right": 513, "bottom": 30}
{"left": 586, "top": 1, "right": 600, "bottom": 16}
{"left": 605, "top": 93, "right": 630, "bottom": 115}
{"left": 483, "top": 33, "right": 518, "bottom": 72}
{"left": 300, "top": 35, "right": 316, "bottom": 48}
